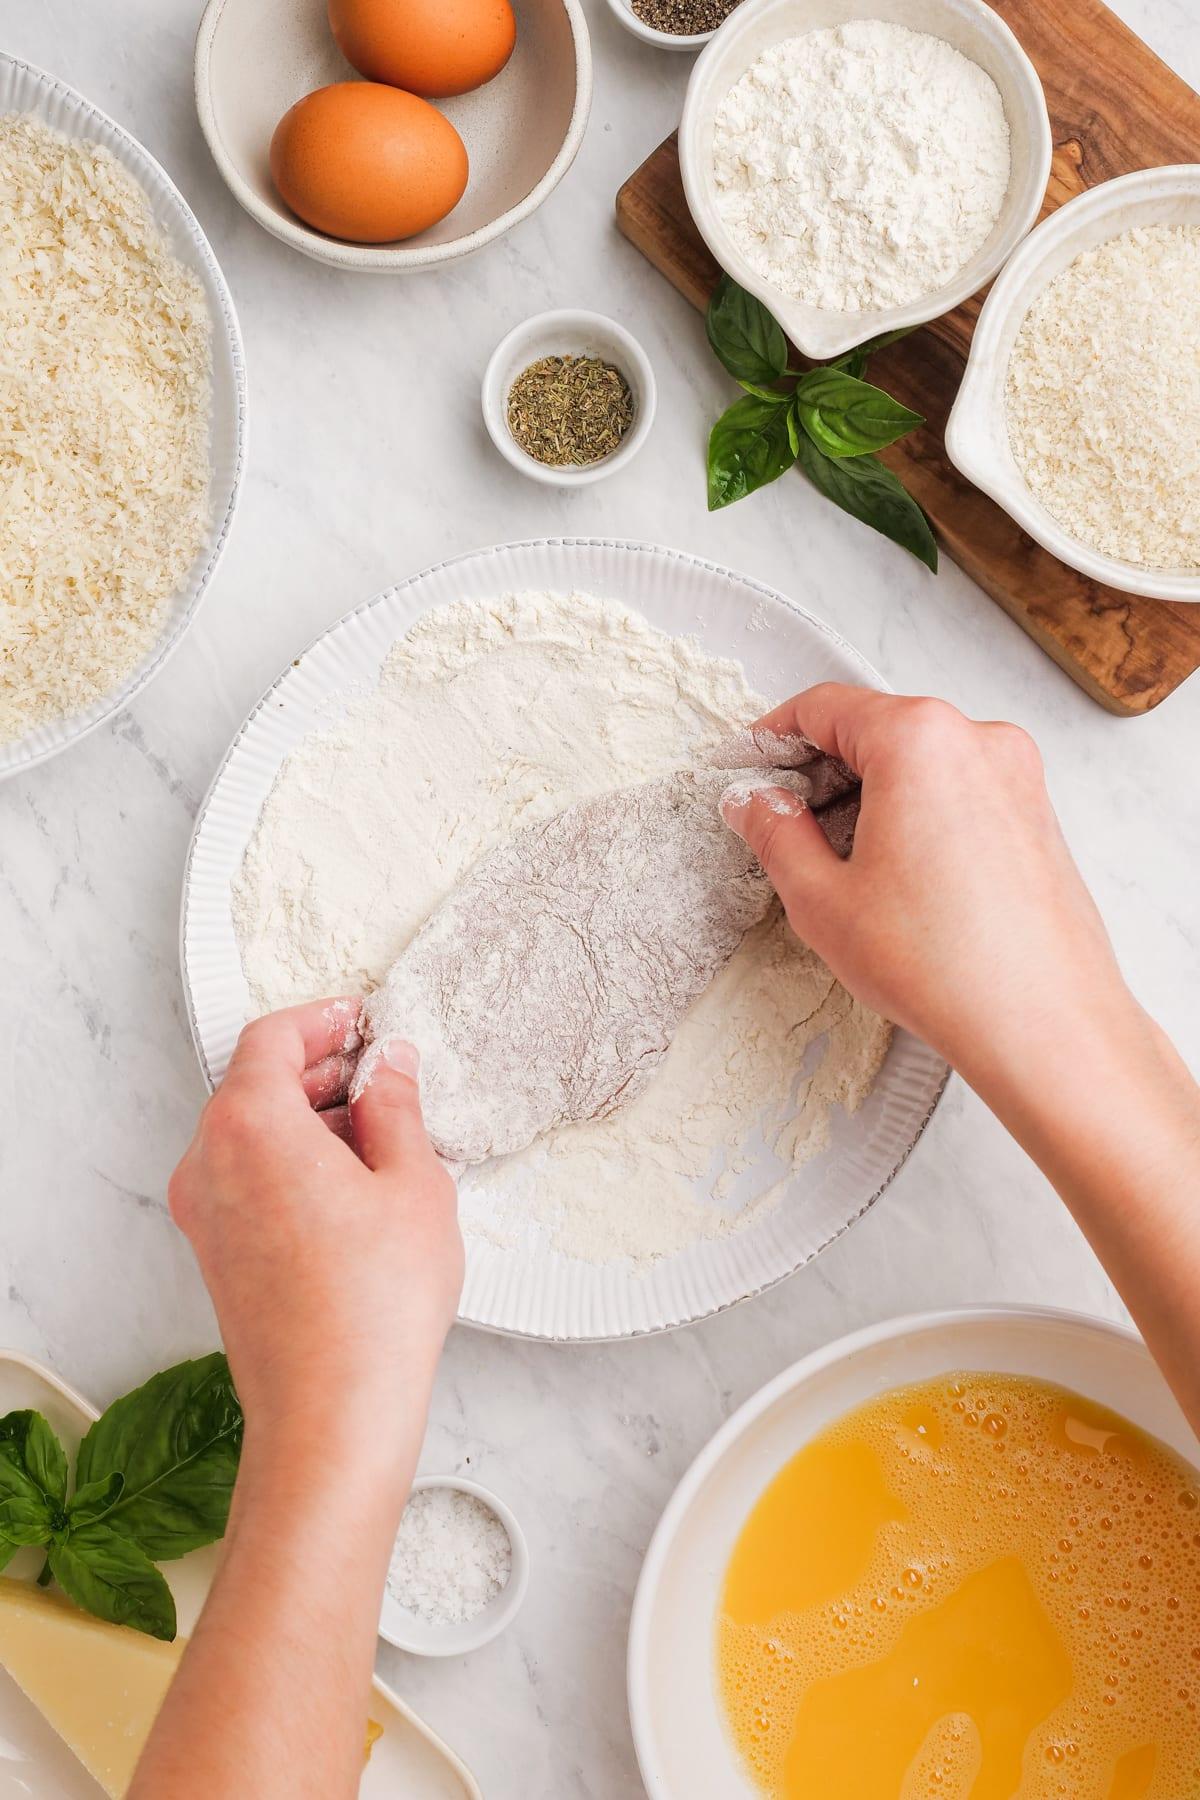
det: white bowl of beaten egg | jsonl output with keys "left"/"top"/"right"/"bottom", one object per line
{"left": 195, "top": 0, "right": 591, "bottom": 270}
{"left": 946, "top": 165, "right": 1200, "bottom": 602}
{"left": 629, "top": 1305, "right": 1200, "bottom": 1799}
{"left": 678, "top": 0, "right": 1051, "bottom": 362}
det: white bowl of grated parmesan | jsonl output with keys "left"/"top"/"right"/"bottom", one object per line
{"left": 947, "top": 164, "right": 1200, "bottom": 600}
{"left": 0, "top": 55, "right": 246, "bottom": 779}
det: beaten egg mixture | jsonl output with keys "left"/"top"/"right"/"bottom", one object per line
{"left": 718, "top": 1375, "right": 1200, "bottom": 1798}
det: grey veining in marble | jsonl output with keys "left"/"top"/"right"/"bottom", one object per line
{"left": 1, "top": 2, "right": 1199, "bottom": 1795}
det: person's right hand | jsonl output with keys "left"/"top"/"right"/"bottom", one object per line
{"left": 719, "top": 685, "right": 1138, "bottom": 1086}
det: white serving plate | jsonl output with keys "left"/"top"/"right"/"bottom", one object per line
{"left": 628, "top": 1304, "right": 1200, "bottom": 1799}
{"left": 195, "top": 0, "right": 592, "bottom": 272}
{"left": 678, "top": 0, "right": 1051, "bottom": 361}
{"left": 0, "top": 1349, "right": 480, "bottom": 1800}
{"left": 946, "top": 164, "right": 1200, "bottom": 603}
{"left": 0, "top": 55, "right": 246, "bottom": 782}
{"left": 180, "top": 538, "right": 948, "bottom": 1342}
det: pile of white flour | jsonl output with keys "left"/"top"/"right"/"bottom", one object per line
{"left": 712, "top": 20, "right": 1010, "bottom": 313}
{"left": 232, "top": 591, "right": 891, "bottom": 1269}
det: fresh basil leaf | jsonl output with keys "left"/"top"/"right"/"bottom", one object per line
{"left": 831, "top": 325, "right": 917, "bottom": 375}
{"left": 706, "top": 275, "right": 788, "bottom": 386}
{"left": 708, "top": 394, "right": 798, "bottom": 510}
{"left": 0, "top": 1543, "right": 20, "bottom": 1575}
{"left": 23, "top": 1415, "right": 68, "bottom": 1507}
{"left": 737, "top": 379, "right": 791, "bottom": 401}
{"left": 794, "top": 368, "right": 924, "bottom": 458}
{"left": 74, "top": 1354, "right": 243, "bottom": 1562}
{"left": 834, "top": 349, "right": 868, "bottom": 379}
{"left": 0, "top": 1495, "right": 52, "bottom": 1545}
{"left": 0, "top": 1447, "right": 51, "bottom": 1514}
{"left": 858, "top": 324, "right": 916, "bottom": 356}
{"left": 0, "top": 1412, "right": 34, "bottom": 1457}
{"left": 49, "top": 1525, "right": 176, "bottom": 1641}
{"left": 68, "top": 1472, "right": 124, "bottom": 1529}
{"left": 793, "top": 433, "right": 939, "bottom": 570}
{"left": 0, "top": 1459, "right": 38, "bottom": 1501}
{"left": 0, "top": 1415, "right": 62, "bottom": 1550}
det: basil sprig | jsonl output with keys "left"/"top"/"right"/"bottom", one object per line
{"left": 704, "top": 275, "right": 937, "bottom": 571}
{"left": 705, "top": 276, "right": 789, "bottom": 386}
{"left": 707, "top": 393, "right": 796, "bottom": 509}
{"left": 0, "top": 1354, "right": 242, "bottom": 1641}
{"left": 793, "top": 435, "right": 939, "bottom": 571}
{"left": 792, "top": 368, "right": 924, "bottom": 460}
{"left": 74, "top": 1354, "right": 243, "bottom": 1561}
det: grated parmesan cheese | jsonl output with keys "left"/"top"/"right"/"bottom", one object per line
{"left": 0, "top": 114, "right": 212, "bottom": 743}
{"left": 1005, "top": 223, "right": 1200, "bottom": 571}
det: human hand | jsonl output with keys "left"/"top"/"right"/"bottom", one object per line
{"left": 168, "top": 999, "right": 462, "bottom": 1482}
{"left": 719, "top": 686, "right": 1137, "bottom": 1090}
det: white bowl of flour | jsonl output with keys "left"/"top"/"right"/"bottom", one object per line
{"left": 679, "top": 0, "right": 1051, "bottom": 360}
{"left": 182, "top": 539, "right": 948, "bottom": 1340}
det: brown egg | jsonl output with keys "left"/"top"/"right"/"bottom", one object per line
{"left": 328, "top": 0, "right": 516, "bottom": 99}
{"left": 269, "top": 83, "right": 468, "bottom": 244}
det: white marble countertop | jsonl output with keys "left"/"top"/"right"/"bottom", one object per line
{"left": 2, "top": 1, "right": 1199, "bottom": 1793}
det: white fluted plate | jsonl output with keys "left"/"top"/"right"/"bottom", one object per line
{"left": 181, "top": 539, "right": 948, "bottom": 1341}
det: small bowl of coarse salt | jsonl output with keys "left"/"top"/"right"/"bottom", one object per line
{"left": 379, "top": 1476, "right": 529, "bottom": 1656}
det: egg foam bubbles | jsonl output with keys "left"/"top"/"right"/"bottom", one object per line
{"left": 718, "top": 1373, "right": 1200, "bottom": 1798}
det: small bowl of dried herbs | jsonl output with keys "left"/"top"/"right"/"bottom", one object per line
{"left": 483, "top": 309, "right": 656, "bottom": 486}
{"left": 602, "top": 0, "right": 744, "bottom": 52}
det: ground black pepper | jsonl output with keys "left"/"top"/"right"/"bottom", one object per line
{"left": 630, "top": 0, "right": 743, "bottom": 35}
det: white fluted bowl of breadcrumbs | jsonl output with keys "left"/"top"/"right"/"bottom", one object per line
{"left": 947, "top": 165, "right": 1200, "bottom": 602}
{"left": 0, "top": 56, "right": 245, "bottom": 778}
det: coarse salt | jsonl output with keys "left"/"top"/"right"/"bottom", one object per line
{"left": 386, "top": 1487, "right": 512, "bottom": 1628}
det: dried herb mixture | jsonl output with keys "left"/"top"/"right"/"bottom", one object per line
{"left": 506, "top": 354, "right": 635, "bottom": 468}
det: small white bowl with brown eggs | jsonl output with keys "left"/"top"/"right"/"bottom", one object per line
{"left": 195, "top": 0, "right": 592, "bottom": 270}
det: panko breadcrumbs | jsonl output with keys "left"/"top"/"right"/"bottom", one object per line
{"left": 0, "top": 114, "right": 212, "bottom": 743}
{"left": 1005, "top": 223, "right": 1200, "bottom": 571}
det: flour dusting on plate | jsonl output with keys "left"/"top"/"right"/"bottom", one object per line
{"left": 231, "top": 591, "right": 891, "bottom": 1269}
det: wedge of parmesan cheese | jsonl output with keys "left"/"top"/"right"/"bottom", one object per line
{"left": 0, "top": 1577, "right": 384, "bottom": 1795}
{"left": 0, "top": 114, "right": 212, "bottom": 743}
{"left": 0, "top": 1578, "right": 180, "bottom": 1796}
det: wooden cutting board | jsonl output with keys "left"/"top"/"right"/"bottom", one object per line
{"left": 615, "top": 0, "right": 1200, "bottom": 715}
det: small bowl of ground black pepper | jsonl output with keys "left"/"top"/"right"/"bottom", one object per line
{"left": 603, "top": 0, "right": 744, "bottom": 52}
{"left": 482, "top": 308, "right": 656, "bottom": 487}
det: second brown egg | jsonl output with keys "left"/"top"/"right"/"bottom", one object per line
{"left": 328, "top": 0, "right": 517, "bottom": 99}
{"left": 270, "top": 82, "right": 469, "bottom": 243}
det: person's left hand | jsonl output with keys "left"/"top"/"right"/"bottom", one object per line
{"left": 168, "top": 999, "right": 462, "bottom": 1483}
